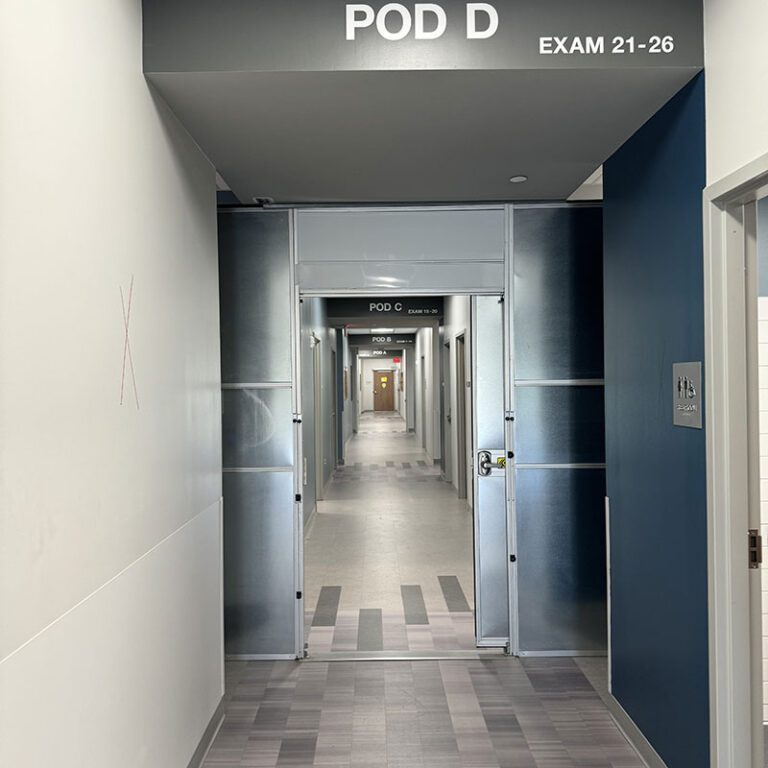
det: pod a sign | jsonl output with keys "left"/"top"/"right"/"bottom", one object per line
{"left": 346, "top": 3, "right": 498, "bottom": 41}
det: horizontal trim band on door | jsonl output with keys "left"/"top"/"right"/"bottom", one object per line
{"left": 222, "top": 382, "right": 292, "bottom": 389}
{"left": 304, "top": 650, "right": 506, "bottom": 663}
{"left": 225, "top": 653, "right": 298, "bottom": 661}
{"left": 512, "top": 202, "right": 603, "bottom": 210}
{"left": 223, "top": 467, "right": 294, "bottom": 473}
{"left": 294, "top": 204, "right": 507, "bottom": 214}
{"left": 297, "top": 258, "right": 504, "bottom": 265}
{"left": 300, "top": 288, "right": 503, "bottom": 297}
{"left": 518, "top": 650, "right": 608, "bottom": 657}
{"left": 515, "top": 463, "right": 607, "bottom": 470}
{"left": 514, "top": 379, "right": 605, "bottom": 386}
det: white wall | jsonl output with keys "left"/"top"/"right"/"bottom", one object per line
{"left": 704, "top": 0, "right": 768, "bottom": 183}
{"left": 340, "top": 330, "right": 356, "bottom": 444}
{"left": 415, "top": 328, "right": 438, "bottom": 461}
{"left": 0, "top": 2, "right": 223, "bottom": 766}
{"left": 301, "top": 299, "right": 335, "bottom": 510}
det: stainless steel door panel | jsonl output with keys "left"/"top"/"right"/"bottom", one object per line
{"left": 296, "top": 208, "right": 505, "bottom": 263}
{"left": 472, "top": 295, "right": 509, "bottom": 646}
{"left": 218, "top": 210, "right": 297, "bottom": 657}
{"left": 219, "top": 211, "right": 292, "bottom": 383}
{"left": 513, "top": 207, "right": 604, "bottom": 380}
{"left": 297, "top": 260, "right": 504, "bottom": 294}
{"left": 474, "top": 296, "right": 505, "bottom": 450}
{"left": 476, "top": 476, "right": 510, "bottom": 641}
{"left": 517, "top": 468, "right": 607, "bottom": 652}
{"left": 222, "top": 387, "right": 294, "bottom": 468}
{"left": 223, "top": 471, "right": 296, "bottom": 656}
{"left": 515, "top": 386, "right": 605, "bottom": 465}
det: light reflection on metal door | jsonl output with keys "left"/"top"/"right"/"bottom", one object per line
{"left": 471, "top": 295, "right": 510, "bottom": 646}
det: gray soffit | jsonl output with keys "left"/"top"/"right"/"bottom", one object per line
{"left": 144, "top": 1, "right": 702, "bottom": 203}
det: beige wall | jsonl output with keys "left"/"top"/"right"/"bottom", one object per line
{"left": 704, "top": 0, "right": 768, "bottom": 183}
{"left": 0, "top": 1, "right": 223, "bottom": 765}
{"left": 415, "top": 327, "right": 438, "bottom": 461}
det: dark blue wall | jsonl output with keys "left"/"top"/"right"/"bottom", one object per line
{"left": 603, "top": 74, "right": 708, "bottom": 767}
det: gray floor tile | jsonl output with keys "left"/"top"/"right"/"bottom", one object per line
{"left": 439, "top": 575, "right": 472, "bottom": 613}
{"left": 401, "top": 585, "right": 430, "bottom": 625}
{"left": 357, "top": 609, "right": 384, "bottom": 651}
{"left": 313, "top": 587, "right": 342, "bottom": 627}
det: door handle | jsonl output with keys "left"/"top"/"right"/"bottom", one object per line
{"left": 477, "top": 450, "right": 506, "bottom": 476}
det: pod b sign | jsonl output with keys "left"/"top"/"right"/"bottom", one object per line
{"left": 346, "top": 3, "right": 498, "bottom": 41}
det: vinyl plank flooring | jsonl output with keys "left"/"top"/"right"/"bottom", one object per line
{"left": 357, "top": 609, "right": 384, "bottom": 651}
{"left": 401, "top": 585, "right": 430, "bottom": 625}
{"left": 312, "top": 587, "right": 342, "bottom": 627}
{"left": 439, "top": 575, "right": 472, "bottom": 613}
{"left": 203, "top": 659, "right": 643, "bottom": 768}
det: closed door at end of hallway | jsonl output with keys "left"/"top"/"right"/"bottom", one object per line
{"left": 374, "top": 370, "right": 395, "bottom": 411}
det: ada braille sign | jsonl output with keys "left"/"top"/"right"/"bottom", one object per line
{"left": 673, "top": 362, "right": 702, "bottom": 429}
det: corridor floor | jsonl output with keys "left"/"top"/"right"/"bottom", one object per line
{"left": 202, "top": 413, "right": 643, "bottom": 767}
{"left": 202, "top": 657, "right": 645, "bottom": 767}
{"left": 304, "top": 412, "right": 475, "bottom": 655}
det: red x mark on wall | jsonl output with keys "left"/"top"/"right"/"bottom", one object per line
{"left": 120, "top": 276, "right": 140, "bottom": 410}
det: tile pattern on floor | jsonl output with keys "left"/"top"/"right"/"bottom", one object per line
{"left": 304, "top": 412, "right": 475, "bottom": 656}
{"left": 307, "top": 581, "right": 477, "bottom": 652}
{"left": 202, "top": 658, "right": 644, "bottom": 768}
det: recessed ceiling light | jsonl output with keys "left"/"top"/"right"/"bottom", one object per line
{"left": 509, "top": 175, "right": 528, "bottom": 184}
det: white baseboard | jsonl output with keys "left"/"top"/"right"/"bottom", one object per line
{"left": 187, "top": 697, "right": 225, "bottom": 768}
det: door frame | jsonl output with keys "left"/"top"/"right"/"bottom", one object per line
{"left": 373, "top": 368, "right": 395, "bottom": 411}
{"left": 420, "top": 354, "right": 428, "bottom": 450}
{"left": 291, "top": 205, "right": 516, "bottom": 660}
{"left": 294, "top": 292, "right": 513, "bottom": 659}
{"left": 455, "top": 333, "right": 468, "bottom": 500}
{"left": 441, "top": 338, "right": 452, "bottom": 483}
{"left": 704, "top": 151, "right": 768, "bottom": 768}
{"left": 312, "top": 335, "right": 324, "bottom": 503}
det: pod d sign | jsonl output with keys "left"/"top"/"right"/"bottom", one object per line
{"left": 346, "top": 3, "right": 498, "bottom": 41}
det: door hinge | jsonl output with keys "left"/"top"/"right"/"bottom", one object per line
{"left": 296, "top": 591, "right": 303, "bottom": 600}
{"left": 749, "top": 529, "right": 763, "bottom": 569}
{"left": 295, "top": 494, "right": 302, "bottom": 503}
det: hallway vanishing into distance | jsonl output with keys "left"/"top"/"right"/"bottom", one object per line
{"left": 304, "top": 412, "right": 475, "bottom": 656}
{"left": 202, "top": 657, "right": 644, "bottom": 767}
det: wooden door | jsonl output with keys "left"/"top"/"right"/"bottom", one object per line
{"left": 373, "top": 370, "right": 395, "bottom": 411}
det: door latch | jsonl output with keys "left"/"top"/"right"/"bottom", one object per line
{"left": 749, "top": 529, "right": 763, "bottom": 569}
{"left": 478, "top": 450, "right": 493, "bottom": 476}
{"left": 477, "top": 450, "right": 506, "bottom": 476}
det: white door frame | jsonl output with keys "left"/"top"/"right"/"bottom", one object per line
{"left": 294, "top": 289, "right": 512, "bottom": 659}
{"left": 704, "top": 151, "right": 768, "bottom": 768}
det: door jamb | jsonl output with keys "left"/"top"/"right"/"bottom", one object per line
{"left": 373, "top": 368, "right": 395, "bottom": 412}
{"left": 704, "top": 151, "right": 768, "bottom": 768}
{"left": 294, "top": 288, "right": 513, "bottom": 659}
